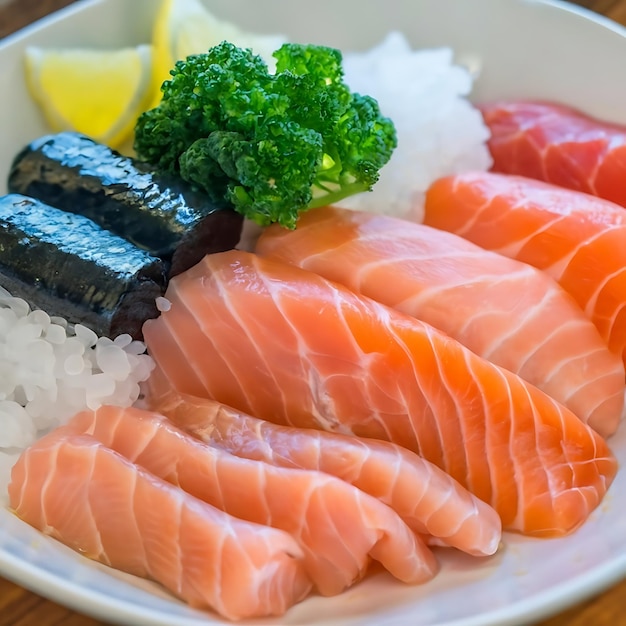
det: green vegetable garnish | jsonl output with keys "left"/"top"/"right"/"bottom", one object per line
{"left": 134, "top": 41, "right": 397, "bottom": 228}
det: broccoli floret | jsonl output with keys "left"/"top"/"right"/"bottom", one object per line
{"left": 134, "top": 41, "right": 396, "bottom": 229}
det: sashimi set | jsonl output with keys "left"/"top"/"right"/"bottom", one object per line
{"left": 4, "top": 4, "right": 626, "bottom": 622}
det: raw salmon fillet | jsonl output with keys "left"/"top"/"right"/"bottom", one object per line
{"left": 142, "top": 250, "right": 618, "bottom": 537}
{"left": 480, "top": 100, "right": 626, "bottom": 207}
{"left": 424, "top": 170, "right": 626, "bottom": 373}
{"left": 144, "top": 384, "right": 501, "bottom": 557}
{"left": 8, "top": 432, "right": 310, "bottom": 620}
{"left": 60, "top": 405, "right": 437, "bottom": 595}
{"left": 256, "top": 205, "right": 624, "bottom": 437}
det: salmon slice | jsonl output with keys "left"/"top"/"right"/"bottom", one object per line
{"left": 59, "top": 405, "right": 437, "bottom": 596}
{"left": 480, "top": 100, "right": 626, "bottom": 207}
{"left": 423, "top": 170, "right": 626, "bottom": 373}
{"left": 142, "top": 250, "right": 618, "bottom": 537}
{"left": 255, "top": 205, "right": 624, "bottom": 437}
{"left": 143, "top": 384, "right": 501, "bottom": 557}
{"left": 8, "top": 432, "right": 311, "bottom": 620}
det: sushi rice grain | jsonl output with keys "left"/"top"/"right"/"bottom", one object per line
{"left": 0, "top": 286, "right": 154, "bottom": 498}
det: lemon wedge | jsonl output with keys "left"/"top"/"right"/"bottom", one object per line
{"left": 25, "top": 44, "right": 154, "bottom": 149}
{"left": 151, "top": 0, "right": 286, "bottom": 105}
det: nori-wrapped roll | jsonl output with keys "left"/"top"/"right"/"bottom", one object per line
{"left": 0, "top": 194, "right": 168, "bottom": 340}
{"left": 8, "top": 132, "right": 243, "bottom": 276}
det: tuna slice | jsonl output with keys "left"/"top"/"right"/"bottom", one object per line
{"left": 423, "top": 170, "right": 626, "bottom": 373}
{"left": 57, "top": 405, "right": 437, "bottom": 596}
{"left": 8, "top": 432, "right": 310, "bottom": 620}
{"left": 142, "top": 250, "right": 618, "bottom": 537}
{"left": 480, "top": 100, "right": 626, "bottom": 208}
{"left": 144, "top": 384, "right": 502, "bottom": 557}
{"left": 256, "top": 205, "right": 624, "bottom": 437}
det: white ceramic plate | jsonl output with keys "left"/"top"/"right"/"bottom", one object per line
{"left": 2, "top": 1, "right": 626, "bottom": 624}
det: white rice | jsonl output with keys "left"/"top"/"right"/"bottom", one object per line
{"left": 0, "top": 287, "right": 154, "bottom": 492}
{"left": 338, "top": 32, "right": 492, "bottom": 221}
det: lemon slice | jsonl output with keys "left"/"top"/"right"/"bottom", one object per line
{"left": 25, "top": 44, "right": 154, "bottom": 149}
{"left": 151, "top": 0, "right": 286, "bottom": 105}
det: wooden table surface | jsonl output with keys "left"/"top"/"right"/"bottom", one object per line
{"left": 1, "top": 0, "right": 626, "bottom": 624}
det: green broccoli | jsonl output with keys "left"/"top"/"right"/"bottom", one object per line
{"left": 134, "top": 41, "right": 397, "bottom": 229}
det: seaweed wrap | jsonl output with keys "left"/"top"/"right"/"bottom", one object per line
{"left": 0, "top": 194, "right": 167, "bottom": 340}
{"left": 8, "top": 132, "right": 243, "bottom": 276}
